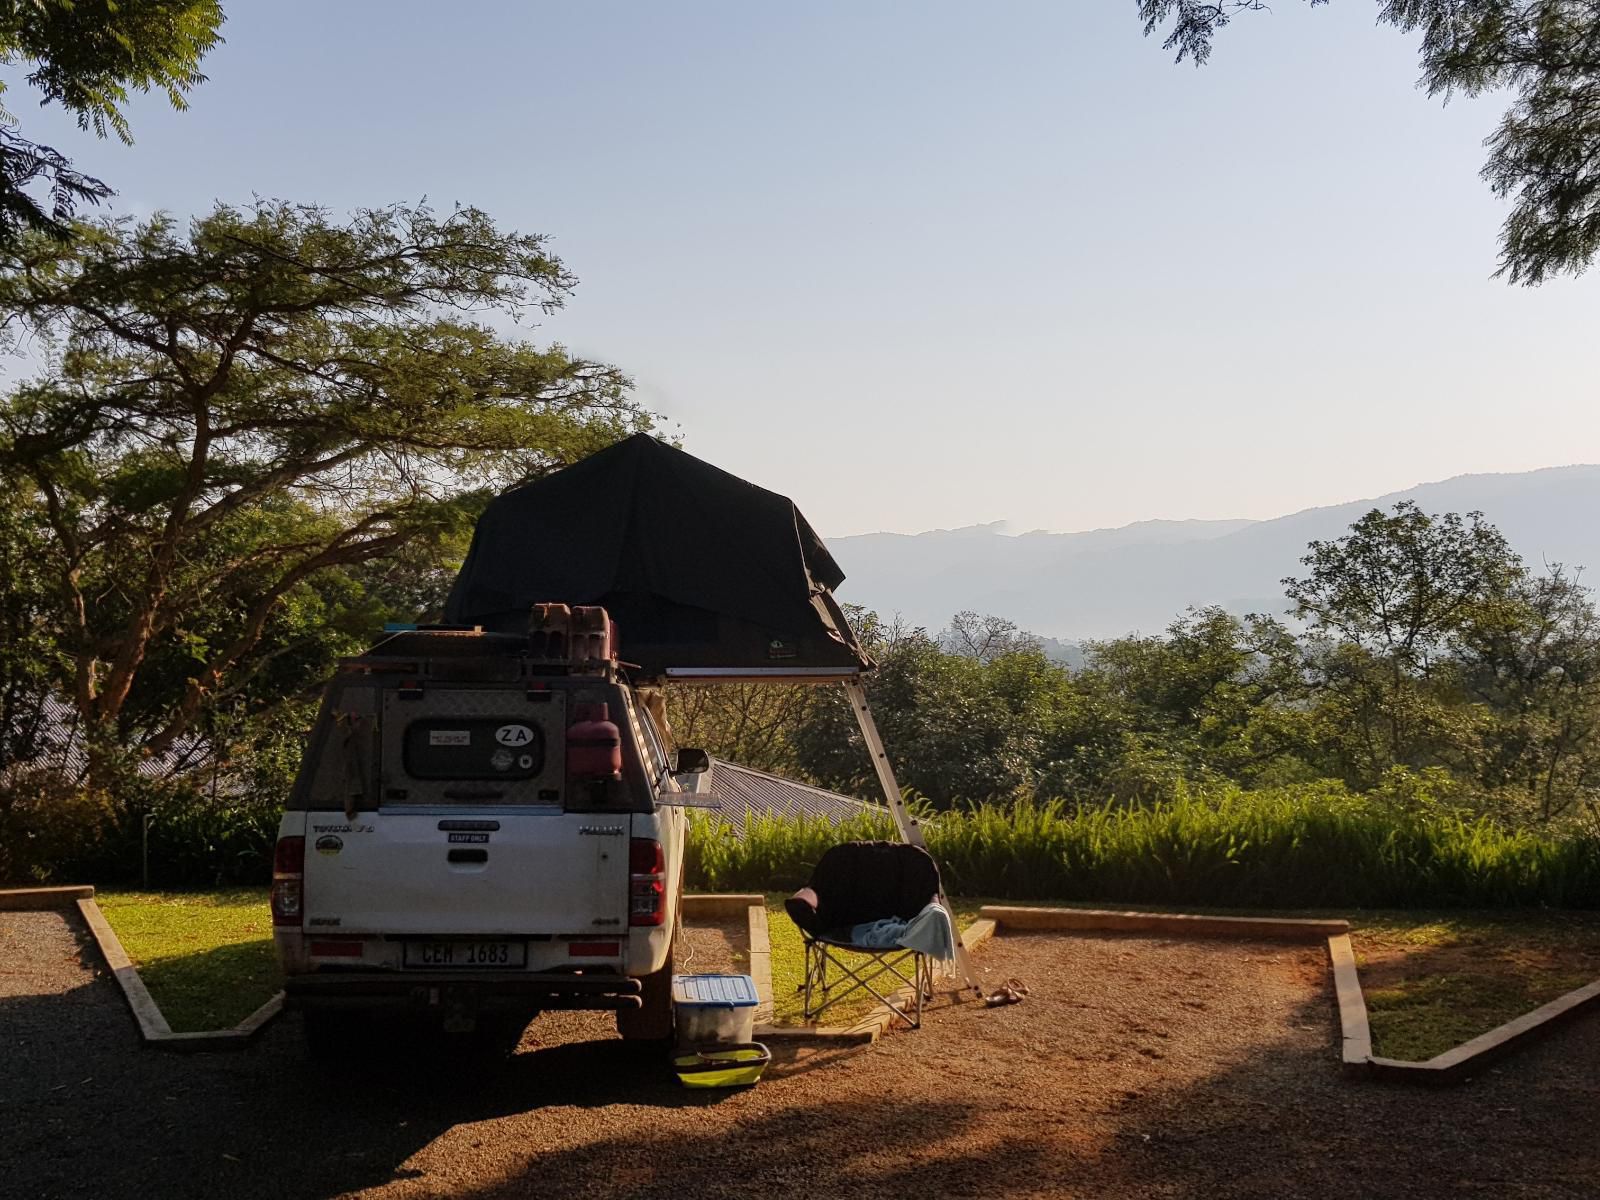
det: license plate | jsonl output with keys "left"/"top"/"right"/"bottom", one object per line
{"left": 403, "top": 940, "right": 526, "bottom": 969}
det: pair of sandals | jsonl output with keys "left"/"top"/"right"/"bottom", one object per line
{"left": 984, "top": 977, "right": 1029, "bottom": 1007}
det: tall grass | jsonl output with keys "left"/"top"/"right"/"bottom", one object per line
{"left": 686, "top": 784, "right": 1600, "bottom": 909}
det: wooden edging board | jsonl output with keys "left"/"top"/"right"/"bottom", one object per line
{"left": 1326, "top": 930, "right": 1600, "bottom": 1085}
{"left": 980, "top": 904, "right": 1600, "bottom": 1084}
{"left": 0, "top": 885, "right": 95, "bottom": 910}
{"left": 980, "top": 905, "right": 1348, "bottom": 941}
{"left": 71, "top": 897, "right": 283, "bottom": 1052}
{"left": 2, "top": 886, "right": 284, "bottom": 1050}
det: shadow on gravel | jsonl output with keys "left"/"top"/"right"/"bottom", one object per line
{"left": 449, "top": 1098, "right": 1053, "bottom": 1200}
{"left": 1102, "top": 980, "right": 1600, "bottom": 1200}
{"left": 2, "top": 993, "right": 771, "bottom": 1200}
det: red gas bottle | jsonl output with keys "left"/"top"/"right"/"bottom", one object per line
{"left": 567, "top": 702, "right": 623, "bottom": 780}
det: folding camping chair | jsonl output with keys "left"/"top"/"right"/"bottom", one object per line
{"left": 785, "top": 841, "right": 944, "bottom": 1030}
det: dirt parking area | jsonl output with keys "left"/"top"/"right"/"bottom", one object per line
{"left": 3, "top": 912, "right": 1599, "bottom": 1200}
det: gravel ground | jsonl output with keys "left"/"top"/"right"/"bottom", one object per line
{"left": 3, "top": 913, "right": 1599, "bottom": 1200}
{"left": 674, "top": 919, "right": 744, "bottom": 979}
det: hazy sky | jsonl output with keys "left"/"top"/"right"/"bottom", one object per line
{"left": 19, "top": 1, "right": 1600, "bottom": 536}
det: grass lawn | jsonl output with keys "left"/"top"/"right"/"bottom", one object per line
{"left": 97, "top": 889, "right": 280, "bottom": 1033}
{"left": 763, "top": 895, "right": 986, "bottom": 1027}
{"left": 1350, "top": 910, "right": 1600, "bottom": 1061}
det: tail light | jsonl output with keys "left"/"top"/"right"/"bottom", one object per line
{"left": 271, "top": 835, "right": 305, "bottom": 927}
{"left": 628, "top": 838, "right": 665, "bottom": 927}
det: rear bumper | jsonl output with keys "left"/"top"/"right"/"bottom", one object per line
{"left": 284, "top": 969, "right": 643, "bottom": 1012}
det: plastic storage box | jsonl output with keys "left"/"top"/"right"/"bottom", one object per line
{"left": 672, "top": 973, "right": 759, "bottom": 1046}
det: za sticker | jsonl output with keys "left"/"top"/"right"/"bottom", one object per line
{"left": 495, "top": 724, "right": 535, "bottom": 747}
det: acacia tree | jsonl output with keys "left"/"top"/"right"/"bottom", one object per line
{"left": 0, "top": 0, "right": 223, "bottom": 244}
{"left": 1139, "top": 0, "right": 1600, "bottom": 283}
{"left": 0, "top": 200, "right": 649, "bottom": 771}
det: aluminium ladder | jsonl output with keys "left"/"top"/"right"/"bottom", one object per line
{"left": 843, "top": 680, "right": 982, "bottom": 998}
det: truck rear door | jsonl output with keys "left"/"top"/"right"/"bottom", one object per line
{"left": 299, "top": 687, "right": 631, "bottom": 938}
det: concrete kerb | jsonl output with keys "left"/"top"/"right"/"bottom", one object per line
{"left": 0, "top": 886, "right": 285, "bottom": 1051}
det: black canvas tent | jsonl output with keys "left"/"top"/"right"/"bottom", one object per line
{"left": 443, "top": 433, "right": 979, "bottom": 994}
{"left": 443, "top": 434, "right": 869, "bottom": 680}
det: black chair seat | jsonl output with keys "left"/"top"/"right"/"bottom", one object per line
{"left": 786, "top": 841, "right": 944, "bottom": 1030}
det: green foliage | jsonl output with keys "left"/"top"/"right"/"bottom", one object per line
{"left": 685, "top": 808, "right": 898, "bottom": 892}
{"left": 1285, "top": 503, "right": 1521, "bottom": 661}
{"left": 686, "top": 786, "right": 1600, "bottom": 910}
{"left": 788, "top": 613, "right": 1102, "bottom": 807}
{"left": 0, "top": 765, "right": 282, "bottom": 888}
{"left": 666, "top": 683, "right": 815, "bottom": 776}
{"left": 1138, "top": 0, "right": 1600, "bottom": 284}
{"left": 0, "top": 767, "right": 115, "bottom": 884}
{"left": 0, "top": 0, "right": 223, "bottom": 242}
{"left": 0, "top": 489, "right": 64, "bottom": 771}
{"left": 0, "top": 198, "right": 649, "bottom": 778}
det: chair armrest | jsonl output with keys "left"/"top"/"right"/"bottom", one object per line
{"left": 784, "top": 887, "right": 821, "bottom": 934}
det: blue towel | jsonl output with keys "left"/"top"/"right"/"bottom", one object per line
{"left": 898, "top": 901, "right": 956, "bottom": 964}
{"left": 847, "top": 901, "right": 956, "bottom": 964}
{"left": 847, "top": 917, "right": 907, "bottom": 948}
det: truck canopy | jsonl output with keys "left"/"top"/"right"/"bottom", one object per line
{"left": 443, "top": 434, "right": 870, "bottom": 680}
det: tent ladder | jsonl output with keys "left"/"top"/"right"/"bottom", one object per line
{"left": 843, "top": 680, "right": 982, "bottom": 998}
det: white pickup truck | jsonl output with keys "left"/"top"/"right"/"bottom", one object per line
{"left": 270, "top": 612, "right": 701, "bottom": 1055}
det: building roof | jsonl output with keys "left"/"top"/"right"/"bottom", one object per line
{"left": 705, "top": 758, "right": 880, "bottom": 826}
{"left": 4, "top": 694, "right": 210, "bottom": 784}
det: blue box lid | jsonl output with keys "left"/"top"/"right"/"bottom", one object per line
{"left": 672, "top": 973, "right": 759, "bottom": 1008}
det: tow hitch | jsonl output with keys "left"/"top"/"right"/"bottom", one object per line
{"left": 410, "top": 984, "right": 480, "bottom": 1033}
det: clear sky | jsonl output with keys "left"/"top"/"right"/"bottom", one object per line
{"left": 19, "top": 1, "right": 1600, "bottom": 536}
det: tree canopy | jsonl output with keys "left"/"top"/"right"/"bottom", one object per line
{"left": 1139, "top": 0, "right": 1600, "bottom": 284}
{"left": 0, "top": 0, "right": 222, "bottom": 244}
{"left": 0, "top": 199, "right": 650, "bottom": 773}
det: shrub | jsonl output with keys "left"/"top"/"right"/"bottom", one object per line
{"left": 0, "top": 770, "right": 116, "bottom": 885}
{"left": 686, "top": 783, "right": 1600, "bottom": 910}
{"left": 0, "top": 769, "right": 280, "bottom": 888}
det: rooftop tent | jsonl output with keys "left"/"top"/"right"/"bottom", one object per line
{"left": 442, "top": 433, "right": 870, "bottom": 680}
{"left": 443, "top": 433, "right": 979, "bottom": 995}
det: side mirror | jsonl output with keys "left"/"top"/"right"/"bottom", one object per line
{"left": 674, "top": 748, "right": 711, "bottom": 775}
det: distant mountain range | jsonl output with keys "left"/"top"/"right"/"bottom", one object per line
{"left": 827, "top": 466, "right": 1600, "bottom": 643}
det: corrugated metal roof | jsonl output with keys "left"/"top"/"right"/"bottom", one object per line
{"left": 705, "top": 758, "right": 879, "bottom": 826}
{"left": 4, "top": 694, "right": 212, "bottom": 784}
